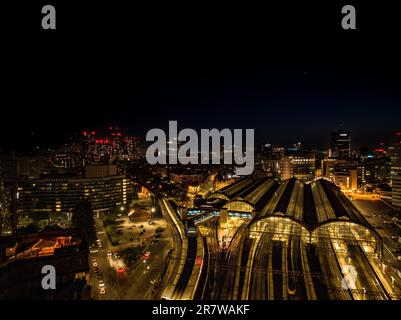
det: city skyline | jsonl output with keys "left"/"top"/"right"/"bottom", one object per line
{"left": 2, "top": 2, "right": 401, "bottom": 304}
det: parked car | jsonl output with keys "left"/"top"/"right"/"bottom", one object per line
{"left": 92, "top": 262, "right": 98, "bottom": 268}
{"left": 107, "top": 251, "right": 112, "bottom": 257}
{"left": 99, "top": 287, "right": 107, "bottom": 295}
{"left": 98, "top": 280, "right": 105, "bottom": 288}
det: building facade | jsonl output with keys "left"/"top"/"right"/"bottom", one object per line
{"left": 279, "top": 152, "right": 316, "bottom": 182}
{"left": 330, "top": 129, "right": 351, "bottom": 159}
{"left": 16, "top": 167, "right": 133, "bottom": 221}
{"left": 389, "top": 139, "right": 401, "bottom": 207}
{"left": 332, "top": 169, "right": 358, "bottom": 191}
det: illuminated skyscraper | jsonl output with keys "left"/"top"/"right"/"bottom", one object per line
{"left": 388, "top": 132, "right": 401, "bottom": 207}
{"left": 82, "top": 127, "right": 138, "bottom": 164}
{"left": 330, "top": 129, "right": 351, "bottom": 159}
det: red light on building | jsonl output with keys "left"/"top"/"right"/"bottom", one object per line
{"left": 375, "top": 148, "right": 384, "bottom": 153}
{"left": 109, "top": 126, "right": 113, "bottom": 130}
{"left": 82, "top": 131, "right": 87, "bottom": 136}
{"left": 91, "top": 131, "right": 96, "bottom": 135}
{"left": 117, "top": 133, "right": 122, "bottom": 137}
{"left": 105, "top": 139, "right": 109, "bottom": 144}
{"left": 396, "top": 132, "right": 401, "bottom": 136}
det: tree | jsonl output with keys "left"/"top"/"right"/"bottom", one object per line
{"left": 16, "top": 223, "right": 39, "bottom": 234}
{"left": 72, "top": 200, "right": 95, "bottom": 236}
{"left": 31, "top": 212, "right": 50, "bottom": 223}
{"left": 103, "top": 213, "right": 117, "bottom": 227}
{"left": 42, "top": 224, "right": 63, "bottom": 232}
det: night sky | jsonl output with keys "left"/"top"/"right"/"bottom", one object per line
{"left": 3, "top": 2, "right": 401, "bottom": 152}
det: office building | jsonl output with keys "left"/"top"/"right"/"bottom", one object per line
{"left": 332, "top": 169, "right": 358, "bottom": 191}
{"left": 388, "top": 133, "right": 401, "bottom": 207}
{"left": 330, "top": 129, "right": 351, "bottom": 159}
{"left": 16, "top": 165, "right": 133, "bottom": 222}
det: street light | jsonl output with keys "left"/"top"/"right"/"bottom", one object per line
{"left": 143, "top": 259, "right": 147, "bottom": 273}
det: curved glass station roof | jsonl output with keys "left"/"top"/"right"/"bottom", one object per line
{"left": 205, "top": 177, "right": 378, "bottom": 240}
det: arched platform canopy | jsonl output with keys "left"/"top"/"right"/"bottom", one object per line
{"left": 203, "top": 177, "right": 381, "bottom": 247}
{"left": 206, "top": 193, "right": 230, "bottom": 201}
{"left": 222, "top": 178, "right": 278, "bottom": 212}
{"left": 206, "top": 177, "right": 279, "bottom": 212}
{"left": 311, "top": 219, "right": 380, "bottom": 246}
{"left": 207, "top": 177, "right": 256, "bottom": 201}
{"left": 255, "top": 178, "right": 377, "bottom": 233}
{"left": 249, "top": 213, "right": 380, "bottom": 247}
{"left": 224, "top": 199, "right": 256, "bottom": 214}
{"left": 249, "top": 213, "right": 310, "bottom": 243}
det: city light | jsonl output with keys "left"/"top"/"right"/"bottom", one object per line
{"left": 2, "top": 9, "right": 401, "bottom": 304}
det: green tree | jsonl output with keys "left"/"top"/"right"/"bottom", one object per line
{"left": 103, "top": 213, "right": 117, "bottom": 227}
{"left": 16, "top": 223, "right": 39, "bottom": 234}
{"left": 42, "top": 224, "right": 63, "bottom": 232}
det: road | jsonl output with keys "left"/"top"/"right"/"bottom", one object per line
{"left": 89, "top": 215, "right": 173, "bottom": 300}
